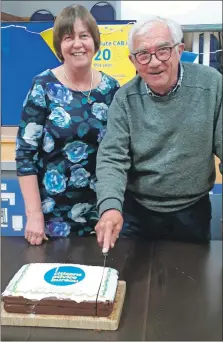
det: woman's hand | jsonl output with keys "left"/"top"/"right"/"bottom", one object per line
{"left": 25, "top": 212, "right": 48, "bottom": 245}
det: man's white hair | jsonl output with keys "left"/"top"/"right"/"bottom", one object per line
{"left": 128, "top": 16, "right": 183, "bottom": 53}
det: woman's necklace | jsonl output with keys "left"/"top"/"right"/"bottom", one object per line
{"left": 63, "top": 67, "right": 94, "bottom": 104}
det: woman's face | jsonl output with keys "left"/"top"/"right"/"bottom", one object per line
{"left": 61, "top": 18, "right": 95, "bottom": 69}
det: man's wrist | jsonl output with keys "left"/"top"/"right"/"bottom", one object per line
{"left": 98, "top": 198, "right": 122, "bottom": 217}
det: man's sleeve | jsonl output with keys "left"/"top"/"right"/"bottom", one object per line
{"left": 96, "top": 94, "right": 131, "bottom": 216}
{"left": 213, "top": 73, "right": 223, "bottom": 174}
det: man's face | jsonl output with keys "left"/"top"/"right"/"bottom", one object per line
{"left": 129, "top": 22, "right": 184, "bottom": 94}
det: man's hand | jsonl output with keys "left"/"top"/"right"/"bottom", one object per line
{"left": 25, "top": 212, "right": 48, "bottom": 245}
{"left": 95, "top": 209, "right": 123, "bottom": 253}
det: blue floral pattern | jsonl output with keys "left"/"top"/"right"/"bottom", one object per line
{"left": 23, "top": 122, "right": 43, "bottom": 147}
{"left": 45, "top": 218, "right": 71, "bottom": 237}
{"left": 43, "top": 132, "right": 54, "bottom": 153}
{"left": 97, "top": 127, "right": 107, "bottom": 143}
{"left": 16, "top": 69, "right": 120, "bottom": 237}
{"left": 92, "top": 103, "right": 108, "bottom": 121}
{"left": 68, "top": 203, "right": 93, "bottom": 223}
{"left": 43, "top": 169, "right": 67, "bottom": 195}
{"left": 49, "top": 107, "right": 71, "bottom": 128}
{"left": 47, "top": 83, "right": 73, "bottom": 106}
{"left": 42, "top": 197, "right": 56, "bottom": 214}
{"left": 28, "top": 84, "right": 46, "bottom": 107}
{"left": 68, "top": 165, "right": 90, "bottom": 188}
{"left": 63, "top": 141, "right": 88, "bottom": 163}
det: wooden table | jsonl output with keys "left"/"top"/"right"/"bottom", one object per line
{"left": 1, "top": 236, "right": 222, "bottom": 341}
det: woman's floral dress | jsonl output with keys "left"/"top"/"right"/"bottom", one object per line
{"left": 16, "top": 69, "right": 120, "bottom": 238}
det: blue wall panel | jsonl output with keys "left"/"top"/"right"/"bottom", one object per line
{"left": 1, "top": 22, "right": 61, "bottom": 126}
{"left": 1, "top": 179, "right": 26, "bottom": 236}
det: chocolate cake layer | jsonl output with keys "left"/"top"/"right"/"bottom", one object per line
{"left": 3, "top": 296, "right": 96, "bottom": 308}
{"left": 4, "top": 303, "right": 97, "bottom": 316}
{"left": 3, "top": 295, "right": 114, "bottom": 317}
{"left": 4, "top": 303, "right": 113, "bottom": 317}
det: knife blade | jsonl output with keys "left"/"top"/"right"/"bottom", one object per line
{"left": 100, "top": 251, "right": 108, "bottom": 284}
{"left": 96, "top": 251, "right": 108, "bottom": 308}
{"left": 102, "top": 251, "right": 108, "bottom": 268}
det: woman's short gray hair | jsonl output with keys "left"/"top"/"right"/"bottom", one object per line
{"left": 128, "top": 16, "right": 183, "bottom": 53}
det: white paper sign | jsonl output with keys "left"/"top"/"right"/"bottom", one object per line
{"left": 1, "top": 208, "right": 8, "bottom": 227}
{"left": 12, "top": 216, "right": 23, "bottom": 231}
{"left": 1, "top": 183, "right": 7, "bottom": 191}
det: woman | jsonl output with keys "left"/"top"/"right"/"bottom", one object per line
{"left": 15, "top": 4, "right": 120, "bottom": 245}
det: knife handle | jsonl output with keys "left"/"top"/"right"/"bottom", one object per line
{"left": 102, "top": 247, "right": 109, "bottom": 255}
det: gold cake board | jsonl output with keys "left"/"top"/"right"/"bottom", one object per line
{"left": 1, "top": 281, "right": 126, "bottom": 331}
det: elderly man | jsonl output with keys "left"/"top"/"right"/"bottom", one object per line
{"left": 95, "top": 16, "right": 222, "bottom": 252}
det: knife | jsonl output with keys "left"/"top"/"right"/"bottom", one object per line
{"left": 101, "top": 251, "right": 108, "bottom": 281}
{"left": 96, "top": 251, "right": 108, "bottom": 305}
{"left": 102, "top": 247, "right": 109, "bottom": 270}
{"left": 102, "top": 251, "right": 108, "bottom": 268}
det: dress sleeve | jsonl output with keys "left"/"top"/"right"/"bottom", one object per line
{"left": 15, "top": 77, "right": 47, "bottom": 176}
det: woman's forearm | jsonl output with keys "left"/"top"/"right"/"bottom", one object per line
{"left": 18, "top": 175, "right": 43, "bottom": 215}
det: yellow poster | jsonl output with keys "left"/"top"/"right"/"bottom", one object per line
{"left": 40, "top": 28, "right": 56, "bottom": 56}
{"left": 40, "top": 23, "right": 136, "bottom": 86}
{"left": 93, "top": 24, "right": 136, "bottom": 85}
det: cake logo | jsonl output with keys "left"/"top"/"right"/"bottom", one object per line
{"left": 44, "top": 266, "right": 85, "bottom": 286}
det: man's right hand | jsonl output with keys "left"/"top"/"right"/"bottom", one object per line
{"left": 95, "top": 209, "right": 123, "bottom": 253}
{"left": 25, "top": 212, "right": 48, "bottom": 245}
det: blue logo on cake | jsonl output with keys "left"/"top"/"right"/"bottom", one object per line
{"left": 44, "top": 266, "right": 85, "bottom": 286}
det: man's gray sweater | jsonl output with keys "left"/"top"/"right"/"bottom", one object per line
{"left": 96, "top": 62, "right": 222, "bottom": 215}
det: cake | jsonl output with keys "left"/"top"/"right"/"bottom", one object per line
{"left": 1, "top": 263, "right": 119, "bottom": 317}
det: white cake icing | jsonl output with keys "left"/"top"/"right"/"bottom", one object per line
{"left": 2, "top": 263, "right": 119, "bottom": 303}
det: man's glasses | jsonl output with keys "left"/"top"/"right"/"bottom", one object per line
{"left": 132, "top": 43, "right": 179, "bottom": 65}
